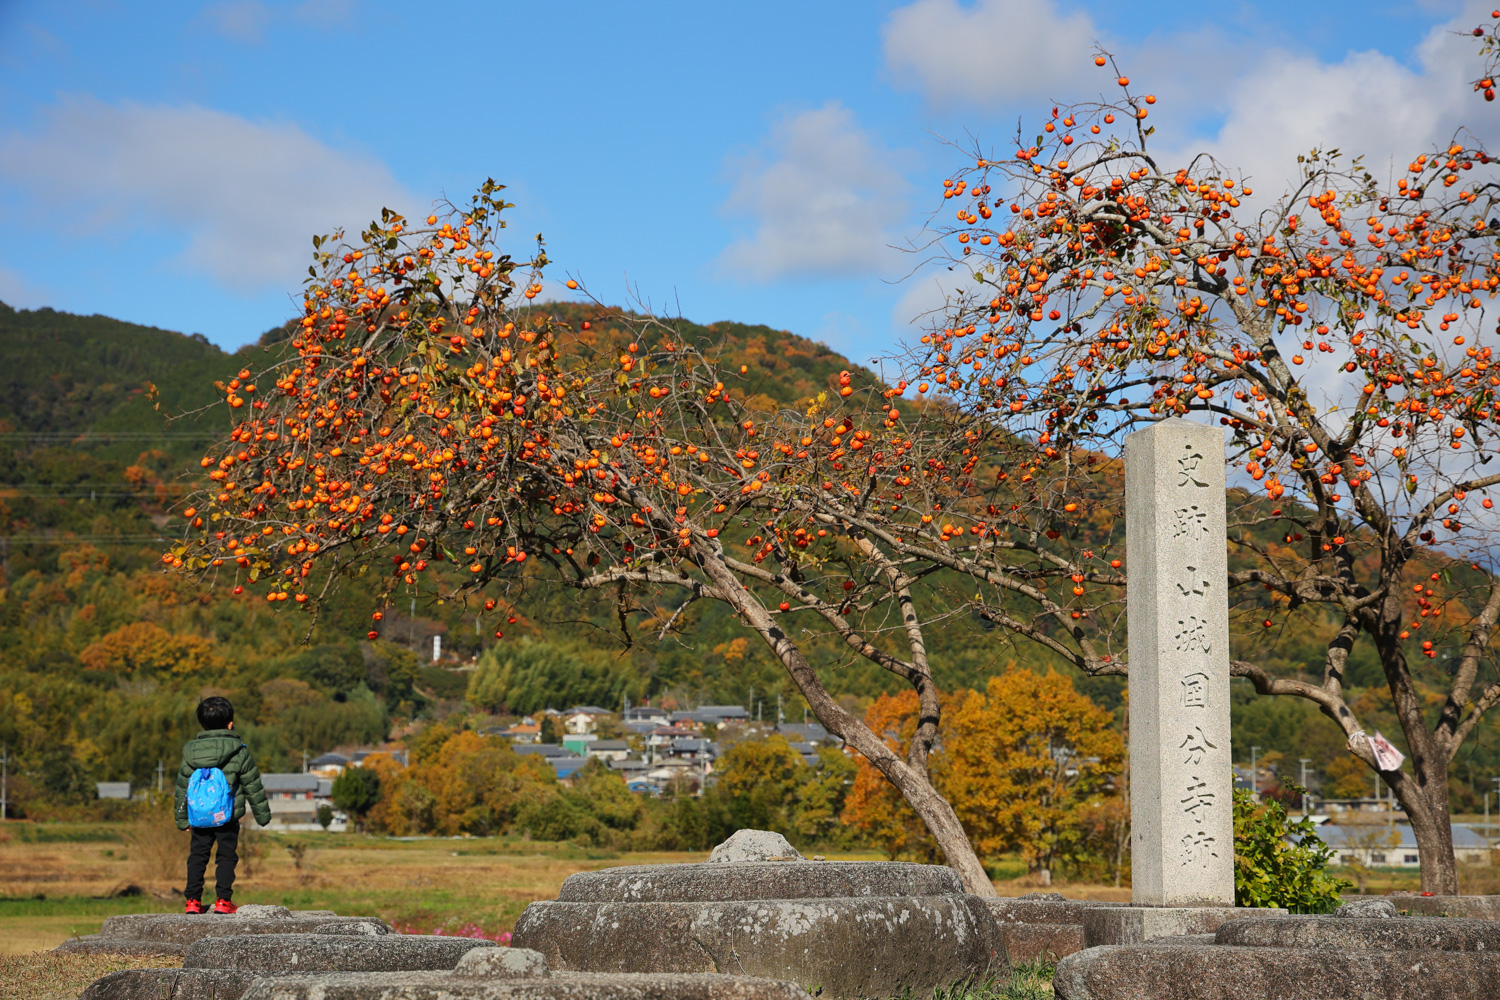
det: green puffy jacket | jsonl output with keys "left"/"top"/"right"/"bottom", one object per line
{"left": 173, "top": 729, "right": 272, "bottom": 830}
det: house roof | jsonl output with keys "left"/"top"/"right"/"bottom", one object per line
{"left": 1316, "top": 824, "right": 1490, "bottom": 850}
{"left": 564, "top": 706, "right": 613, "bottom": 716}
{"left": 695, "top": 705, "right": 749, "bottom": 719}
{"left": 775, "top": 723, "right": 832, "bottom": 743}
{"left": 261, "top": 774, "right": 320, "bottom": 793}
{"left": 549, "top": 756, "right": 587, "bottom": 777}
{"left": 609, "top": 758, "right": 650, "bottom": 771}
{"left": 590, "top": 740, "right": 631, "bottom": 751}
{"left": 513, "top": 743, "right": 570, "bottom": 757}
{"left": 309, "top": 753, "right": 350, "bottom": 766}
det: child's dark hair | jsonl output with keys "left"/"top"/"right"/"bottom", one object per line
{"left": 197, "top": 696, "right": 234, "bottom": 729}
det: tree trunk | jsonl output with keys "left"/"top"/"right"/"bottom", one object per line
{"left": 1390, "top": 761, "right": 1459, "bottom": 895}
{"left": 861, "top": 745, "right": 997, "bottom": 895}
{"left": 693, "top": 545, "right": 998, "bottom": 896}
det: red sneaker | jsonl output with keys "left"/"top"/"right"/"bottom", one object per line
{"left": 211, "top": 899, "right": 238, "bottom": 914}
{"left": 184, "top": 899, "right": 204, "bottom": 914}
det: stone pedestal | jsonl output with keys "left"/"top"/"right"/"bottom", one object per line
{"left": 511, "top": 860, "right": 1000, "bottom": 999}
{"left": 1082, "top": 906, "right": 1279, "bottom": 947}
{"left": 1123, "top": 421, "right": 1234, "bottom": 907}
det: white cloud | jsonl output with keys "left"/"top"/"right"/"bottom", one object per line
{"left": 0, "top": 98, "right": 416, "bottom": 295}
{"left": 1189, "top": 21, "right": 1481, "bottom": 204}
{"left": 0, "top": 265, "right": 51, "bottom": 310}
{"left": 199, "top": 0, "right": 354, "bottom": 42}
{"left": 882, "top": 0, "right": 1098, "bottom": 105}
{"left": 201, "top": 1, "right": 272, "bottom": 42}
{"left": 717, "top": 103, "right": 910, "bottom": 282}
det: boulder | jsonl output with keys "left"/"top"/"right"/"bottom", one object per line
{"left": 1216, "top": 914, "right": 1500, "bottom": 951}
{"left": 1333, "top": 898, "right": 1398, "bottom": 918}
{"left": 183, "top": 933, "right": 493, "bottom": 972}
{"left": 1053, "top": 942, "right": 1500, "bottom": 1000}
{"left": 454, "top": 947, "right": 551, "bottom": 978}
{"left": 239, "top": 970, "right": 813, "bottom": 1000}
{"left": 513, "top": 851, "right": 1000, "bottom": 998}
{"left": 705, "top": 829, "right": 804, "bottom": 863}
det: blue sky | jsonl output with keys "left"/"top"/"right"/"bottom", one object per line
{"left": 0, "top": 1, "right": 1494, "bottom": 362}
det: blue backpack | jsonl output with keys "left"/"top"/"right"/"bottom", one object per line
{"left": 186, "top": 767, "right": 234, "bottom": 828}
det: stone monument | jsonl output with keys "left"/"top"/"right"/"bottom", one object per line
{"left": 1123, "top": 418, "right": 1234, "bottom": 908}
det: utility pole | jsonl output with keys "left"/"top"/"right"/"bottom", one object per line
{"left": 155, "top": 760, "right": 165, "bottom": 794}
{"left": 1299, "top": 758, "right": 1311, "bottom": 817}
{"left": 302, "top": 750, "right": 309, "bottom": 773}
{"left": 1250, "top": 745, "right": 1261, "bottom": 799}
{"left": 776, "top": 692, "right": 783, "bottom": 725}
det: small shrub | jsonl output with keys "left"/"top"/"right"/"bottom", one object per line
{"left": 1233, "top": 788, "right": 1350, "bottom": 913}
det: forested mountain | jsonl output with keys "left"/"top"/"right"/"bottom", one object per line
{"left": 0, "top": 300, "right": 1496, "bottom": 819}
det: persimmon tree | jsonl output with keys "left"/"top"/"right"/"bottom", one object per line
{"left": 166, "top": 182, "right": 1026, "bottom": 895}
{"left": 887, "top": 48, "right": 1500, "bottom": 892}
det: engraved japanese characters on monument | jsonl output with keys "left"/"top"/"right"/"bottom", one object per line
{"left": 1123, "top": 420, "right": 1234, "bottom": 906}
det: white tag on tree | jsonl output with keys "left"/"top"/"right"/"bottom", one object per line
{"left": 1369, "top": 731, "right": 1405, "bottom": 772}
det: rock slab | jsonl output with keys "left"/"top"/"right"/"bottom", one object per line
{"left": 239, "top": 971, "right": 810, "bottom": 1000}
{"left": 1053, "top": 943, "right": 1500, "bottom": 1000}
{"left": 1391, "top": 894, "right": 1500, "bottom": 919}
{"left": 184, "top": 933, "right": 493, "bottom": 972}
{"left": 1216, "top": 914, "right": 1500, "bottom": 951}
{"left": 56, "top": 911, "right": 388, "bottom": 956}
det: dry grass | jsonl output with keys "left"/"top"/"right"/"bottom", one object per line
{"left": 0, "top": 951, "right": 179, "bottom": 1000}
{"left": 121, "top": 811, "right": 183, "bottom": 892}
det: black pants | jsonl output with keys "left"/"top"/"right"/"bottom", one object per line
{"left": 185, "top": 820, "right": 240, "bottom": 902}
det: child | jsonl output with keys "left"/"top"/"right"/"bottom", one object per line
{"left": 173, "top": 696, "right": 271, "bottom": 914}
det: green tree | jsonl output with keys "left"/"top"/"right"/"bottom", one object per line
{"left": 331, "top": 766, "right": 381, "bottom": 830}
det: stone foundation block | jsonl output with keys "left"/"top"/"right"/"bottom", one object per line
{"left": 994, "top": 923, "right": 1087, "bottom": 963}
{"left": 515, "top": 896, "right": 997, "bottom": 998}
{"left": 1053, "top": 943, "right": 1500, "bottom": 999}
{"left": 1390, "top": 894, "right": 1500, "bottom": 919}
{"left": 1216, "top": 913, "right": 1500, "bottom": 951}
{"left": 183, "top": 933, "right": 493, "bottom": 972}
{"left": 239, "top": 971, "right": 813, "bottom": 1000}
{"left": 513, "top": 858, "right": 1001, "bottom": 999}
{"left": 1082, "top": 905, "right": 1283, "bottom": 946}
